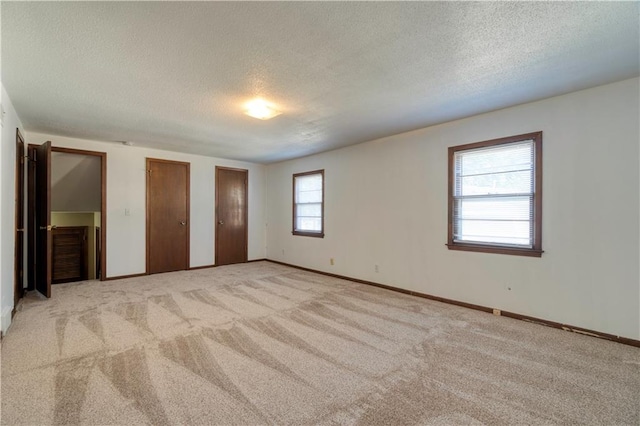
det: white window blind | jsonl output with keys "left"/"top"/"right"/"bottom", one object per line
{"left": 294, "top": 172, "right": 323, "bottom": 233}
{"left": 453, "top": 140, "right": 535, "bottom": 248}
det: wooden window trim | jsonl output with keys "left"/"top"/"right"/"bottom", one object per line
{"left": 447, "top": 132, "right": 543, "bottom": 257}
{"left": 292, "top": 169, "right": 324, "bottom": 238}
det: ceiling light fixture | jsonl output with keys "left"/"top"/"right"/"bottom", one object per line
{"left": 245, "top": 98, "right": 281, "bottom": 120}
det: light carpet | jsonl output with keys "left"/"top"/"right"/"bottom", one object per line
{"left": 1, "top": 261, "right": 638, "bottom": 425}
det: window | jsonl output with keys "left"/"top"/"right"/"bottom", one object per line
{"left": 293, "top": 170, "right": 324, "bottom": 237}
{"left": 447, "top": 132, "right": 542, "bottom": 257}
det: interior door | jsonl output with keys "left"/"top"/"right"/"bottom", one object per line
{"left": 35, "top": 141, "right": 52, "bottom": 298}
{"left": 27, "top": 146, "right": 35, "bottom": 291}
{"left": 14, "top": 130, "right": 25, "bottom": 310}
{"left": 147, "top": 158, "right": 190, "bottom": 274}
{"left": 95, "top": 227, "right": 101, "bottom": 279}
{"left": 215, "top": 167, "right": 248, "bottom": 266}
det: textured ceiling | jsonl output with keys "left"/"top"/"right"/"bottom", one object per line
{"left": 2, "top": 2, "right": 639, "bottom": 163}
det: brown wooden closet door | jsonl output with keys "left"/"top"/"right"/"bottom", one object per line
{"left": 147, "top": 159, "right": 190, "bottom": 274}
{"left": 215, "top": 167, "right": 248, "bottom": 266}
{"left": 35, "top": 141, "right": 52, "bottom": 298}
{"left": 14, "top": 130, "right": 25, "bottom": 307}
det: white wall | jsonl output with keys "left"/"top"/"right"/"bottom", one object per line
{"left": 27, "top": 133, "right": 267, "bottom": 278}
{"left": 266, "top": 77, "right": 640, "bottom": 340}
{"left": 1, "top": 83, "right": 25, "bottom": 334}
{"left": 51, "top": 151, "right": 101, "bottom": 211}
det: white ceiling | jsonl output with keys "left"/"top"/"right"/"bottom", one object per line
{"left": 2, "top": 2, "right": 638, "bottom": 163}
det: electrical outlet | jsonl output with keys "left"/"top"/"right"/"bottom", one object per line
{"left": 330, "top": 258, "right": 334, "bottom": 265}
{"left": 125, "top": 208, "right": 130, "bottom": 216}
{"left": 493, "top": 309, "right": 501, "bottom": 316}
{"left": 375, "top": 264, "right": 379, "bottom": 273}
{"left": 282, "top": 249, "right": 285, "bottom": 255}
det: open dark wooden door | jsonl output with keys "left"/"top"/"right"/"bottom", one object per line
{"left": 14, "top": 130, "right": 25, "bottom": 311}
{"left": 35, "top": 141, "right": 52, "bottom": 298}
{"left": 146, "top": 158, "right": 190, "bottom": 274}
{"left": 95, "top": 227, "right": 101, "bottom": 279}
{"left": 215, "top": 167, "right": 248, "bottom": 266}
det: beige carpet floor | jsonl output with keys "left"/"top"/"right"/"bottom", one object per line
{"left": 1, "top": 261, "right": 638, "bottom": 425}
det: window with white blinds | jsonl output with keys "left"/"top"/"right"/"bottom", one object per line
{"left": 293, "top": 170, "right": 324, "bottom": 237}
{"left": 448, "top": 132, "right": 543, "bottom": 257}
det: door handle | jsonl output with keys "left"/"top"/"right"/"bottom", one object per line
{"left": 180, "top": 221, "right": 186, "bottom": 226}
{"left": 218, "top": 220, "right": 224, "bottom": 225}
{"left": 39, "top": 225, "right": 57, "bottom": 231}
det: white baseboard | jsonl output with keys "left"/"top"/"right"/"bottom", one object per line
{"left": 1, "top": 306, "right": 13, "bottom": 335}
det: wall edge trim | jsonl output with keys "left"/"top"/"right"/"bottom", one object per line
{"left": 265, "top": 259, "right": 640, "bottom": 348}
{"left": 103, "top": 272, "right": 147, "bottom": 281}
{"left": 1, "top": 307, "right": 13, "bottom": 335}
{"left": 189, "top": 264, "right": 216, "bottom": 271}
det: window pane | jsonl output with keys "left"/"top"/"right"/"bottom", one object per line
{"left": 456, "top": 141, "right": 533, "bottom": 176}
{"left": 296, "top": 217, "right": 322, "bottom": 232}
{"left": 454, "top": 219, "right": 532, "bottom": 247}
{"left": 460, "top": 170, "right": 532, "bottom": 196}
{"left": 297, "top": 203, "right": 321, "bottom": 217}
{"left": 456, "top": 196, "right": 531, "bottom": 221}
{"left": 297, "top": 189, "right": 322, "bottom": 203}
{"left": 296, "top": 174, "right": 322, "bottom": 192}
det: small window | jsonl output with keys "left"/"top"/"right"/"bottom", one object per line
{"left": 293, "top": 170, "right": 324, "bottom": 237}
{"left": 447, "top": 132, "right": 543, "bottom": 257}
